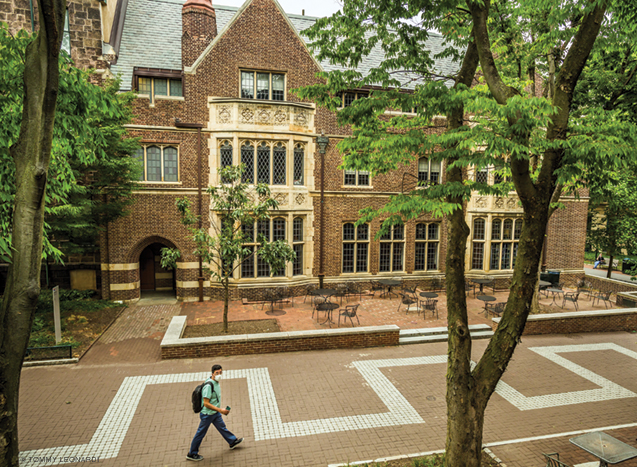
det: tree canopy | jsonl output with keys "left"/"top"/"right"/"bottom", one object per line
{"left": 0, "top": 23, "right": 140, "bottom": 262}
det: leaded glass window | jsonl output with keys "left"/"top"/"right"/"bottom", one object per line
{"left": 146, "top": 146, "right": 161, "bottom": 181}
{"left": 293, "top": 144, "right": 304, "bottom": 185}
{"left": 241, "top": 246, "right": 255, "bottom": 278}
{"left": 61, "top": 10, "right": 70, "bottom": 54}
{"left": 415, "top": 222, "right": 440, "bottom": 271}
{"left": 476, "top": 168, "right": 488, "bottom": 184}
{"left": 134, "top": 148, "right": 144, "bottom": 181}
{"left": 379, "top": 224, "right": 404, "bottom": 272}
{"left": 220, "top": 141, "right": 232, "bottom": 182}
{"left": 344, "top": 170, "right": 370, "bottom": 186}
{"left": 241, "top": 71, "right": 254, "bottom": 99}
{"left": 257, "top": 143, "right": 270, "bottom": 183}
{"left": 344, "top": 170, "right": 356, "bottom": 185}
{"left": 471, "top": 218, "right": 486, "bottom": 269}
{"left": 272, "top": 218, "right": 285, "bottom": 241}
{"left": 241, "top": 142, "right": 254, "bottom": 183}
{"left": 418, "top": 158, "right": 441, "bottom": 185}
{"left": 343, "top": 223, "right": 368, "bottom": 273}
{"left": 293, "top": 218, "right": 303, "bottom": 242}
{"left": 170, "top": 79, "right": 183, "bottom": 97}
{"left": 241, "top": 71, "right": 286, "bottom": 100}
{"left": 154, "top": 79, "right": 168, "bottom": 96}
{"left": 472, "top": 243, "right": 484, "bottom": 270}
{"left": 272, "top": 74, "right": 284, "bottom": 101}
{"left": 272, "top": 143, "right": 286, "bottom": 185}
{"left": 293, "top": 217, "right": 303, "bottom": 276}
{"left": 257, "top": 219, "right": 270, "bottom": 242}
{"left": 138, "top": 77, "right": 152, "bottom": 95}
{"left": 257, "top": 73, "right": 270, "bottom": 100}
{"left": 163, "top": 147, "right": 178, "bottom": 181}
{"left": 344, "top": 92, "right": 356, "bottom": 107}
{"left": 474, "top": 217, "right": 522, "bottom": 271}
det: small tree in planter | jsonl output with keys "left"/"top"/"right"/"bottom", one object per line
{"left": 161, "top": 165, "right": 295, "bottom": 333}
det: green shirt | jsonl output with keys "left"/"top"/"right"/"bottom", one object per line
{"left": 201, "top": 377, "right": 221, "bottom": 415}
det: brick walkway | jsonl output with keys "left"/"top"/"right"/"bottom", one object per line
{"left": 79, "top": 304, "right": 181, "bottom": 364}
{"left": 19, "top": 331, "right": 637, "bottom": 467}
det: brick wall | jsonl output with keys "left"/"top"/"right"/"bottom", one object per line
{"left": 492, "top": 309, "right": 637, "bottom": 335}
{"left": 545, "top": 197, "right": 589, "bottom": 270}
{"left": 161, "top": 327, "right": 400, "bottom": 359}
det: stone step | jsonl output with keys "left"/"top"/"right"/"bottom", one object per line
{"left": 399, "top": 324, "right": 492, "bottom": 338}
{"left": 399, "top": 330, "right": 494, "bottom": 345}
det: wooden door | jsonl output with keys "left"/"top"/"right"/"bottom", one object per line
{"left": 139, "top": 247, "right": 156, "bottom": 290}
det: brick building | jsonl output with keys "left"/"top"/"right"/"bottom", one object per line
{"left": 1, "top": 0, "right": 588, "bottom": 301}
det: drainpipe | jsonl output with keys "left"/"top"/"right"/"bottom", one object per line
{"left": 175, "top": 119, "right": 205, "bottom": 302}
{"left": 316, "top": 134, "right": 330, "bottom": 288}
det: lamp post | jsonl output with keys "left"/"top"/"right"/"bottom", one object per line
{"left": 316, "top": 133, "right": 329, "bottom": 288}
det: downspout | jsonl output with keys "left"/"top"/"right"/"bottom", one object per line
{"left": 29, "top": 0, "right": 35, "bottom": 32}
{"left": 319, "top": 146, "right": 325, "bottom": 288}
{"left": 175, "top": 119, "right": 205, "bottom": 302}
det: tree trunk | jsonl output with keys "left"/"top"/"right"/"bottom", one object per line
{"left": 0, "top": 0, "right": 65, "bottom": 464}
{"left": 607, "top": 254, "right": 614, "bottom": 278}
{"left": 223, "top": 277, "right": 229, "bottom": 333}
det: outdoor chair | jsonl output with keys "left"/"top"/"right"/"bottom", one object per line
{"left": 304, "top": 283, "right": 317, "bottom": 303}
{"left": 542, "top": 452, "right": 570, "bottom": 467}
{"left": 370, "top": 280, "right": 385, "bottom": 298}
{"left": 338, "top": 304, "right": 360, "bottom": 327}
{"left": 464, "top": 282, "right": 472, "bottom": 296}
{"left": 419, "top": 298, "right": 438, "bottom": 319}
{"left": 397, "top": 292, "right": 419, "bottom": 314}
{"left": 429, "top": 278, "right": 443, "bottom": 292}
{"left": 484, "top": 275, "right": 496, "bottom": 294}
{"left": 311, "top": 296, "right": 325, "bottom": 320}
{"left": 402, "top": 285, "right": 418, "bottom": 297}
{"left": 333, "top": 284, "right": 348, "bottom": 305}
{"left": 345, "top": 283, "right": 363, "bottom": 302}
{"left": 485, "top": 301, "right": 505, "bottom": 317}
{"left": 276, "top": 286, "right": 292, "bottom": 307}
{"left": 561, "top": 291, "right": 580, "bottom": 310}
{"left": 593, "top": 290, "right": 612, "bottom": 309}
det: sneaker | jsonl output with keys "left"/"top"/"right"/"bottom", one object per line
{"left": 186, "top": 453, "right": 204, "bottom": 461}
{"left": 229, "top": 438, "right": 244, "bottom": 450}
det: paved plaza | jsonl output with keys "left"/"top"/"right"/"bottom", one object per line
{"left": 18, "top": 307, "right": 637, "bottom": 467}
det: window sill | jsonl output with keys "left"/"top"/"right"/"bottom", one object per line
{"left": 341, "top": 185, "right": 373, "bottom": 189}
{"left": 137, "top": 181, "right": 182, "bottom": 185}
{"left": 155, "top": 95, "right": 185, "bottom": 102}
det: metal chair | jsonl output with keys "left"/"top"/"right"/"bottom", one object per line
{"left": 345, "top": 282, "right": 363, "bottom": 302}
{"left": 311, "top": 296, "right": 323, "bottom": 319}
{"left": 397, "top": 292, "right": 418, "bottom": 314}
{"left": 429, "top": 278, "right": 443, "bottom": 292}
{"left": 542, "top": 452, "right": 570, "bottom": 467}
{"left": 485, "top": 301, "right": 505, "bottom": 317}
{"left": 593, "top": 290, "right": 612, "bottom": 308}
{"left": 304, "top": 283, "right": 317, "bottom": 303}
{"left": 419, "top": 298, "right": 438, "bottom": 319}
{"left": 562, "top": 291, "right": 580, "bottom": 310}
{"left": 370, "top": 280, "right": 384, "bottom": 298}
{"left": 338, "top": 304, "right": 360, "bottom": 327}
{"left": 333, "top": 284, "right": 347, "bottom": 305}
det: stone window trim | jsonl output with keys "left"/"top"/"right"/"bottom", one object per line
{"left": 133, "top": 68, "right": 184, "bottom": 104}
{"left": 343, "top": 170, "right": 371, "bottom": 188}
{"left": 379, "top": 224, "right": 405, "bottom": 272}
{"left": 342, "top": 223, "right": 369, "bottom": 274}
{"left": 134, "top": 144, "right": 180, "bottom": 184}
{"left": 470, "top": 216, "right": 523, "bottom": 271}
{"left": 61, "top": 9, "right": 70, "bottom": 55}
{"left": 240, "top": 70, "right": 286, "bottom": 101}
{"left": 414, "top": 222, "right": 440, "bottom": 271}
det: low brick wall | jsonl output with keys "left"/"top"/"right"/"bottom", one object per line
{"left": 492, "top": 308, "right": 637, "bottom": 335}
{"left": 585, "top": 275, "right": 637, "bottom": 298}
{"left": 160, "top": 316, "right": 400, "bottom": 359}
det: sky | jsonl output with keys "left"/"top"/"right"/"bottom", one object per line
{"left": 214, "top": 0, "right": 343, "bottom": 18}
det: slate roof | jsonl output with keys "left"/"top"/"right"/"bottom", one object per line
{"left": 111, "top": 0, "right": 459, "bottom": 91}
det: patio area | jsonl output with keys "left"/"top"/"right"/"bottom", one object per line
{"left": 180, "top": 281, "right": 620, "bottom": 333}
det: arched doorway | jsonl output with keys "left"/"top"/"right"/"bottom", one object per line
{"left": 139, "top": 243, "right": 176, "bottom": 297}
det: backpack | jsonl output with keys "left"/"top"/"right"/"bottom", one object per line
{"left": 192, "top": 380, "right": 215, "bottom": 413}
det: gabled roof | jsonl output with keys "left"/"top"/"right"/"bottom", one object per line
{"left": 111, "top": 0, "right": 459, "bottom": 91}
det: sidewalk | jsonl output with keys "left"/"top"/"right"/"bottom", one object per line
{"left": 585, "top": 263, "right": 636, "bottom": 283}
{"left": 19, "top": 331, "right": 637, "bottom": 466}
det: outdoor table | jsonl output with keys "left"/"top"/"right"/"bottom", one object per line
{"left": 378, "top": 279, "right": 402, "bottom": 298}
{"left": 471, "top": 278, "right": 494, "bottom": 294}
{"left": 477, "top": 295, "right": 496, "bottom": 315}
{"left": 317, "top": 302, "right": 339, "bottom": 326}
{"left": 570, "top": 431, "right": 637, "bottom": 467}
{"left": 539, "top": 280, "right": 552, "bottom": 288}
{"left": 546, "top": 287, "right": 564, "bottom": 307}
{"left": 420, "top": 292, "right": 439, "bottom": 299}
{"left": 312, "top": 288, "right": 336, "bottom": 303}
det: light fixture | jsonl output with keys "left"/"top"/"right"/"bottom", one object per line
{"left": 316, "top": 133, "right": 329, "bottom": 153}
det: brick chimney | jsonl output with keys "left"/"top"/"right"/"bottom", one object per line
{"left": 182, "top": 0, "right": 217, "bottom": 68}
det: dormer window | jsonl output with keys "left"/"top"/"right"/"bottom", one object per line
{"left": 133, "top": 68, "right": 183, "bottom": 103}
{"left": 241, "top": 71, "right": 285, "bottom": 101}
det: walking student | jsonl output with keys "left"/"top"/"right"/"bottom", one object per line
{"left": 187, "top": 364, "right": 244, "bottom": 461}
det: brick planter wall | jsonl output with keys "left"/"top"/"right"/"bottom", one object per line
{"left": 492, "top": 308, "right": 637, "bottom": 335}
{"left": 160, "top": 316, "right": 399, "bottom": 359}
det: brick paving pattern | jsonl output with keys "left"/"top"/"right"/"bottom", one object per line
{"left": 19, "top": 331, "right": 637, "bottom": 467}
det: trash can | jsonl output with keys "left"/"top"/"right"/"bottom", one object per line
{"left": 622, "top": 258, "right": 636, "bottom": 274}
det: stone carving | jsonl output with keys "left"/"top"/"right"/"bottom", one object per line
{"left": 273, "top": 192, "right": 288, "bottom": 205}
{"left": 475, "top": 197, "right": 487, "bottom": 208}
{"left": 294, "top": 109, "right": 309, "bottom": 127}
{"left": 240, "top": 107, "right": 254, "bottom": 124}
{"left": 506, "top": 197, "right": 518, "bottom": 209}
{"left": 257, "top": 108, "right": 272, "bottom": 125}
{"left": 218, "top": 106, "right": 231, "bottom": 124}
{"left": 274, "top": 109, "right": 288, "bottom": 125}
{"left": 494, "top": 197, "right": 504, "bottom": 209}
{"left": 295, "top": 193, "right": 305, "bottom": 205}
